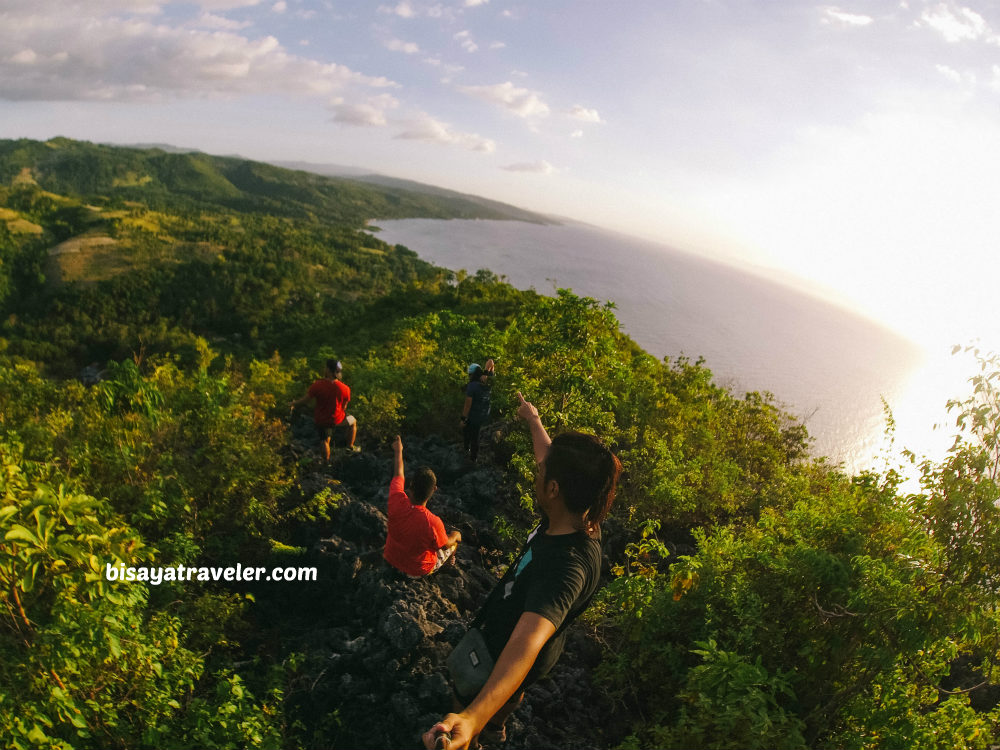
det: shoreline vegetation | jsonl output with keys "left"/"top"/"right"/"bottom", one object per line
{"left": 2, "top": 137, "right": 999, "bottom": 749}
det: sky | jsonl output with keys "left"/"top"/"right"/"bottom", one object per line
{"left": 1, "top": 0, "right": 998, "bottom": 357}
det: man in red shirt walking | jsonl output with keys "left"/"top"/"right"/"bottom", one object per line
{"left": 384, "top": 435, "right": 462, "bottom": 577}
{"left": 290, "top": 359, "right": 358, "bottom": 462}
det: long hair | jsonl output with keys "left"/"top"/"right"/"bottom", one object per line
{"left": 542, "top": 431, "right": 621, "bottom": 533}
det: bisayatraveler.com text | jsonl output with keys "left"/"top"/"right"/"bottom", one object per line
{"left": 105, "top": 562, "right": 318, "bottom": 585}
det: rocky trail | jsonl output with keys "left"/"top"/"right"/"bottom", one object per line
{"left": 245, "top": 421, "right": 631, "bottom": 749}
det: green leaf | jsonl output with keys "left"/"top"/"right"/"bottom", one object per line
{"left": 27, "top": 726, "right": 49, "bottom": 745}
{"left": 69, "top": 712, "right": 88, "bottom": 729}
{"left": 5, "top": 524, "right": 40, "bottom": 545}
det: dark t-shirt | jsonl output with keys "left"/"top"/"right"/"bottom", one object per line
{"left": 478, "top": 519, "right": 602, "bottom": 688}
{"left": 465, "top": 378, "right": 492, "bottom": 424}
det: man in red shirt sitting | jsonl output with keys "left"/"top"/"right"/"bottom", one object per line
{"left": 384, "top": 435, "right": 462, "bottom": 577}
{"left": 290, "top": 359, "right": 358, "bottom": 462}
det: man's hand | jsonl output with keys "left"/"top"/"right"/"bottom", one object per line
{"left": 393, "top": 435, "right": 403, "bottom": 453}
{"left": 423, "top": 612, "right": 554, "bottom": 749}
{"left": 485, "top": 358, "right": 495, "bottom": 373}
{"left": 423, "top": 713, "right": 476, "bottom": 750}
{"left": 515, "top": 391, "right": 539, "bottom": 422}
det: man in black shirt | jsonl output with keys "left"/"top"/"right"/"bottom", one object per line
{"left": 424, "top": 392, "right": 622, "bottom": 750}
{"left": 461, "top": 358, "right": 495, "bottom": 463}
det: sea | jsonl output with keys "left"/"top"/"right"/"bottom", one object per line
{"left": 373, "top": 218, "right": 973, "bottom": 476}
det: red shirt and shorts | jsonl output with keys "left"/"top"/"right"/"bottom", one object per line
{"left": 383, "top": 476, "right": 450, "bottom": 576}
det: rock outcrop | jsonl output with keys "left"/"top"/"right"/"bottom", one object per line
{"left": 265, "top": 427, "right": 624, "bottom": 749}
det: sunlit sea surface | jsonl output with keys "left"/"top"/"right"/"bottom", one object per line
{"left": 374, "top": 218, "right": 974, "bottom": 476}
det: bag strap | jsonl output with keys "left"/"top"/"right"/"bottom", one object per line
{"left": 468, "top": 529, "right": 538, "bottom": 629}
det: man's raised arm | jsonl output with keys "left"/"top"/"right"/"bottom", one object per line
{"left": 516, "top": 391, "right": 551, "bottom": 466}
{"left": 393, "top": 435, "right": 404, "bottom": 479}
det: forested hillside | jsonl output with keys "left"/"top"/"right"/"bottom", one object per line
{"left": 1, "top": 138, "right": 999, "bottom": 749}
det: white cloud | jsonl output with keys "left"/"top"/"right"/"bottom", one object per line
{"left": 991, "top": 64, "right": 1000, "bottom": 91}
{"left": 0, "top": 13, "right": 396, "bottom": 102}
{"left": 395, "top": 113, "right": 495, "bottom": 152}
{"left": 458, "top": 81, "right": 550, "bottom": 118}
{"left": 331, "top": 93, "right": 399, "bottom": 126}
{"left": 821, "top": 7, "right": 874, "bottom": 27}
{"left": 3, "top": 0, "right": 165, "bottom": 13}
{"left": 570, "top": 129, "right": 583, "bottom": 139}
{"left": 378, "top": 1, "right": 416, "bottom": 18}
{"left": 377, "top": 1, "right": 451, "bottom": 19}
{"left": 935, "top": 62, "right": 974, "bottom": 86}
{"left": 920, "top": 3, "right": 993, "bottom": 43}
{"left": 454, "top": 30, "right": 479, "bottom": 53}
{"left": 192, "top": 12, "right": 252, "bottom": 30}
{"left": 194, "top": 0, "right": 263, "bottom": 9}
{"left": 465, "top": 0, "right": 488, "bottom": 6}
{"left": 271, "top": 1, "right": 286, "bottom": 13}
{"left": 423, "top": 56, "right": 463, "bottom": 75}
{"left": 567, "top": 105, "right": 603, "bottom": 123}
{"left": 385, "top": 38, "right": 420, "bottom": 54}
{"left": 501, "top": 160, "right": 556, "bottom": 174}
{"left": 9, "top": 49, "right": 39, "bottom": 65}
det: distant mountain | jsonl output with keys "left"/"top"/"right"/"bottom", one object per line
{"left": 269, "top": 159, "right": 377, "bottom": 178}
{"left": 347, "top": 173, "right": 558, "bottom": 226}
{"left": 107, "top": 146, "right": 554, "bottom": 225}
{"left": 0, "top": 137, "right": 552, "bottom": 227}
{"left": 111, "top": 142, "right": 207, "bottom": 154}
{"left": 267, "top": 160, "right": 556, "bottom": 225}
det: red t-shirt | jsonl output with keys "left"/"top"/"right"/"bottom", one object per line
{"left": 308, "top": 378, "right": 350, "bottom": 427}
{"left": 383, "top": 476, "right": 449, "bottom": 576}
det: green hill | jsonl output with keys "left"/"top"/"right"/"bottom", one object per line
{"left": 0, "top": 137, "right": 555, "bottom": 365}
{"left": 0, "top": 137, "right": 553, "bottom": 227}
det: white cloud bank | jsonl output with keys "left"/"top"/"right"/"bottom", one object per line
{"left": 501, "top": 160, "right": 555, "bottom": 174}
{"left": 919, "top": 3, "right": 997, "bottom": 43}
{"left": 567, "top": 105, "right": 602, "bottom": 123}
{"left": 454, "top": 30, "right": 479, "bottom": 53}
{"left": 821, "top": 7, "right": 874, "bottom": 27}
{"left": 331, "top": 94, "right": 400, "bottom": 126}
{"left": 191, "top": 12, "right": 253, "bottom": 30}
{"left": 385, "top": 38, "right": 420, "bottom": 54}
{"left": 458, "top": 81, "right": 550, "bottom": 118}
{"left": 395, "top": 113, "right": 495, "bottom": 152}
{"left": 0, "top": 8, "right": 395, "bottom": 102}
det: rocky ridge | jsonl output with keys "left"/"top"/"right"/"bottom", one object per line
{"left": 255, "top": 424, "right": 628, "bottom": 749}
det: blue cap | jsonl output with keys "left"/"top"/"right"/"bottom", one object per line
{"left": 467, "top": 363, "right": 482, "bottom": 375}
